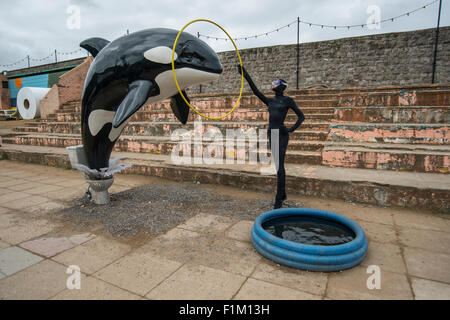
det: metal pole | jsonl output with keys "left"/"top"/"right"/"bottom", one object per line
{"left": 431, "top": 0, "right": 442, "bottom": 84}
{"left": 296, "top": 17, "right": 300, "bottom": 89}
{"left": 55, "top": 49, "right": 57, "bottom": 62}
{"left": 27, "top": 55, "right": 30, "bottom": 68}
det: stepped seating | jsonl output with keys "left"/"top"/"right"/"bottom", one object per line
{"left": 2, "top": 84, "right": 449, "bottom": 211}
{"left": 5, "top": 86, "right": 450, "bottom": 173}
{"left": 324, "top": 88, "right": 450, "bottom": 173}
{"left": 7, "top": 92, "right": 337, "bottom": 166}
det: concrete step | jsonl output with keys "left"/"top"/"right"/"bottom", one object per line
{"left": 334, "top": 106, "right": 450, "bottom": 124}
{"left": 28, "top": 121, "right": 330, "bottom": 136}
{"left": 328, "top": 123, "right": 449, "bottom": 145}
{"left": 1, "top": 143, "right": 448, "bottom": 212}
{"left": 338, "top": 89, "right": 450, "bottom": 107}
{"left": 5, "top": 133, "right": 324, "bottom": 164}
{"left": 45, "top": 108, "right": 334, "bottom": 123}
{"left": 322, "top": 143, "right": 450, "bottom": 174}
{"left": 293, "top": 99, "right": 337, "bottom": 108}
{"left": 55, "top": 101, "right": 338, "bottom": 114}
{"left": 141, "top": 97, "right": 338, "bottom": 110}
{"left": 12, "top": 126, "right": 38, "bottom": 133}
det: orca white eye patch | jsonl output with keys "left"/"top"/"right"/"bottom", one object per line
{"left": 144, "top": 46, "right": 177, "bottom": 64}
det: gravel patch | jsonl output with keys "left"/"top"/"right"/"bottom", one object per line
{"left": 57, "top": 182, "right": 303, "bottom": 238}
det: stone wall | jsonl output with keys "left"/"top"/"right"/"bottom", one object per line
{"left": 188, "top": 27, "right": 450, "bottom": 94}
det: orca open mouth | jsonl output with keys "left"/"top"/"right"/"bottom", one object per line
{"left": 178, "top": 61, "right": 223, "bottom": 76}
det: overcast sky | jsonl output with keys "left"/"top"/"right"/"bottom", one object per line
{"left": 0, "top": 0, "right": 448, "bottom": 70}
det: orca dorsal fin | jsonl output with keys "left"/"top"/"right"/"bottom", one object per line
{"left": 80, "top": 37, "right": 110, "bottom": 57}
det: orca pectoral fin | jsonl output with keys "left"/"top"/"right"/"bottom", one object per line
{"left": 80, "top": 37, "right": 110, "bottom": 57}
{"left": 170, "top": 91, "right": 190, "bottom": 125}
{"left": 112, "top": 80, "right": 153, "bottom": 128}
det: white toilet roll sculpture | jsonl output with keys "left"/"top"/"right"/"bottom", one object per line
{"left": 17, "top": 87, "right": 50, "bottom": 119}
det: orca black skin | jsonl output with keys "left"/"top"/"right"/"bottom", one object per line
{"left": 80, "top": 28, "right": 223, "bottom": 170}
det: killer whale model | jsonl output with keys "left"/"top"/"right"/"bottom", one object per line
{"left": 80, "top": 28, "right": 223, "bottom": 170}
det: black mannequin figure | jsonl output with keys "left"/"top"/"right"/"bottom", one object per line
{"left": 238, "top": 66, "right": 305, "bottom": 209}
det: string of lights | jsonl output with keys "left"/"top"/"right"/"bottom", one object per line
{"left": 30, "top": 53, "right": 53, "bottom": 62}
{"left": 1, "top": 57, "right": 28, "bottom": 68}
{"left": 198, "top": 0, "right": 439, "bottom": 41}
{"left": 1, "top": 48, "right": 86, "bottom": 68}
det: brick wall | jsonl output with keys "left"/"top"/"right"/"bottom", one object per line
{"left": 57, "top": 56, "right": 92, "bottom": 106}
{"left": 0, "top": 74, "right": 10, "bottom": 110}
{"left": 188, "top": 26, "right": 450, "bottom": 94}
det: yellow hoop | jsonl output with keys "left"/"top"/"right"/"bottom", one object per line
{"left": 171, "top": 19, "right": 244, "bottom": 120}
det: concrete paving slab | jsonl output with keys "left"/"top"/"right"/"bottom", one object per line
{"left": 354, "top": 219, "right": 398, "bottom": 244}
{"left": 51, "top": 276, "right": 142, "bottom": 300}
{"left": 52, "top": 179, "right": 86, "bottom": 188}
{"left": 326, "top": 266, "right": 413, "bottom": 300}
{"left": 234, "top": 278, "right": 320, "bottom": 300}
{"left": 20, "top": 234, "right": 95, "bottom": 258}
{"left": 7, "top": 181, "right": 44, "bottom": 192}
{"left": 393, "top": 211, "right": 450, "bottom": 232}
{"left": 0, "top": 240, "right": 10, "bottom": 249}
{"left": 146, "top": 264, "right": 245, "bottom": 300}
{"left": 251, "top": 261, "right": 328, "bottom": 296}
{"left": 0, "top": 216, "right": 57, "bottom": 245}
{"left": 178, "top": 213, "right": 236, "bottom": 234}
{"left": 403, "top": 247, "right": 450, "bottom": 284}
{"left": 360, "top": 241, "right": 407, "bottom": 274}
{"left": 23, "top": 175, "right": 57, "bottom": 182}
{"left": 412, "top": 278, "right": 450, "bottom": 300}
{"left": 225, "top": 220, "right": 253, "bottom": 242}
{"left": 339, "top": 207, "right": 394, "bottom": 225}
{"left": 1, "top": 195, "right": 49, "bottom": 210}
{"left": 399, "top": 227, "right": 450, "bottom": 255}
{"left": 95, "top": 252, "right": 182, "bottom": 296}
{"left": 0, "top": 188, "right": 15, "bottom": 198}
{"left": 0, "top": 207, "right": 11, "bottom": 214}
{"left": 52, "top": 236, "right": 131, "bottom": 275}
{"left": 140, "top": 228, "right": 262, "bottom": 277}
{"left": 0, "top": 179, "right": 28, "bottom": 188}
{"left": 0, "top": 260, "right": 69, "bottom": 300}
{"left": 0, "top": 190, "right": 31, "bottom": 203}
{"left": 45, "top": 187, "right": 85, "bottom": 201}
{"left": 1, "top": 171, "right": 41, "bottom": 179}
{"left": 25, "top": 184, "right": 65, "bottom": 195}
{"left": 0, "top": 246, "right": 43, "bottom": 275}
{"left": 20, "top": 200, "right": 68, "bottom": 214}
{"left": 36, "top": 177, "right": 69, "bottom": 185}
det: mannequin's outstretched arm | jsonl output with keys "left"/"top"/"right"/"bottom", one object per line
{"left": 238, "top": 66, "right": 269, "bottom": 105}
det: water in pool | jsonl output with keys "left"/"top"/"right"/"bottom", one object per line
{"left": 262, "top": 215, "right": 355, "bottom": 246}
